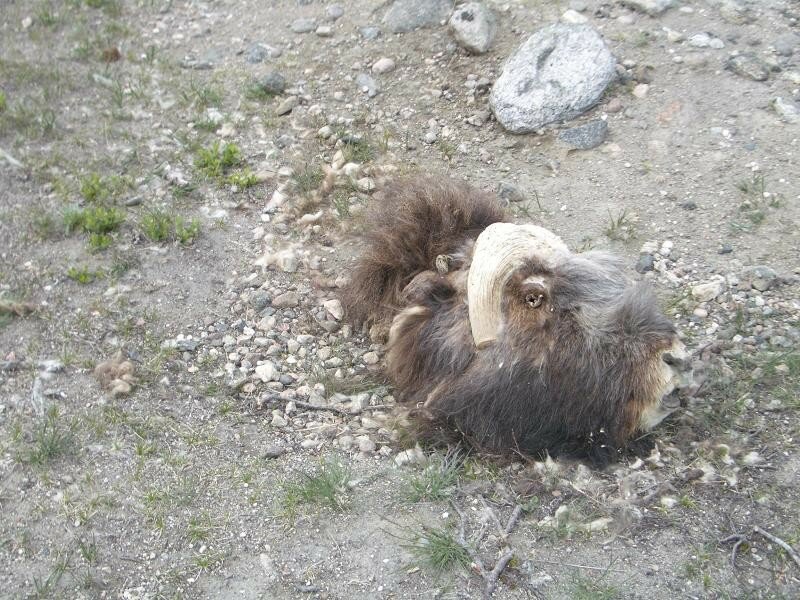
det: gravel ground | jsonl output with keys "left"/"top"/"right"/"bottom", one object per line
{"left": 1, "top": 1, "right": 799, "bottom": 599}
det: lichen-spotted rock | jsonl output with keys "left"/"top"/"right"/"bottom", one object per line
{"left": 489, "top": 24, "right": 617, "bottom": 133}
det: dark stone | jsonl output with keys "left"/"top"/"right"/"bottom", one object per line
{"left": 718, "top": 243, "right": 733, "bottom": 254}
{"left": 256, "top": 72, "right": 286, "bottom": 95}
{"left": 635, "top": 253, "right": 655, "bottom": 273}
{"left": 497, "top": 181, "right": 526, "bottom": 204}
{"left": 558, "top": 120, "right": 608, "bottom": 150}
{"left": 264, "top": 445, "right": 286, "bottom": 459}
{"left": 680, "top": 200, "right": 697, "bottom": 210}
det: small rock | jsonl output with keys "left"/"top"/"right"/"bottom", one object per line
{"left": 355, "top": 73, "right": 380, "bottom": 97}
{"left": 718, "top": 243, "right": 733, "bottom": 254}
{"left": 273, "top": 291, "right": 300, "bottom": 308}
{"left": 362, "top": 351, "right": 380, "bottom": 365}
{"left": 355, "top": 177, "right": 376, "bottom": 193}
{"left": 271, "top": 412, "right": 287, "bottom": 427}
{"left": 372, "top": 57, "right": 396, "bottom": 74}
{"left": 664, "top": 27, "right": 685, "bottom": 43}
{"left": 21, "top": 16, "right": 33, "bottom": 29}
{"left": 632, "top": 83, "right": 649, "bottom": 98}
{"left": 316, "top": 25, "right": 333, "bottom": 37}
{"left": 264, "top": 445, "right": 286, "bottom": 459}
{"left": 773, "top": 97, "right": 800, "bottom": 124}
{"left": 557, "top": 120, "right": 608, "bottom": 150}
{"left": 383, "top": 0, "right": 451, "bottom": 34}
{"left": 497, "top": 181, "right": 525, "bottom": 203}
{"left": 621, "top": 0, "right": 675, "bottom": 16}
{"left": 773, "top": 33, "right": 798, "bottom": 56}
{"left": 680, "top": 200, "right": 697, "bottom": 210}
{"left": 726, "top": 53, "right": 770, "bottom": 81}
{"left": 323, "top": 299, "right": 344, "bottom": 321}
{"left": 326, "top": 5, "right": 344, "bottom": 21}
{"left": 359, "top": 26, "right": 382, "bottom": 40}
{"left": 448, "top": 2, "right": 497, "bottom": 54}
{"left": 290, "top": 18, "right": 316, "bottom": 33}
{"left": 740, "top": 265, "right": 778, "bottom": 292}
{"left": 255, "top": 361, "right": 278, "bottom": 382}
{"left": 357, "top": 436, "right": 376, "bottom": 453}
{"left": 691, "top": 279, "right": 725, "bottom": 302}
{"left": 688, "top": 33, "right": 724, "bottom": 49}
{"left": 395, "top": 446, "right": 428, "bottom": 467}
{"left": 246, "top": 43, "right": 282, "bottom": 63}
{"left": 635, "top": 254, "right": 655, "bottom": 273}
{"left": 489, "top": 24, "right": 617, "bottom": 133}
{"left": 256, "top": 72, "right": 286, "bottom": 96}
{"left": 275, "top": 96, "right": 299, "bottom": 116}
{"left": 561, "top": 9, "right": 588, "bottom": 24}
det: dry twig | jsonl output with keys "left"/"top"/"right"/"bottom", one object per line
{"left": 263, "top": 394, "right": 391, "bottom": 416}
{"left": 721, "top": 526, "right": 800, "bottom": 571}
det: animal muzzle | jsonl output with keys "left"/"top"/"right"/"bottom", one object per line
{"left": 639, "top": 341, "right": 695, "bottom": 431}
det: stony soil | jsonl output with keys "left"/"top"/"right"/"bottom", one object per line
{"left": 1, "top": 1, "right": 799, "bottom": 599}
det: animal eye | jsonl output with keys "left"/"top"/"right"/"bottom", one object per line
{"left": 525, "top": 293, "right": 544, "bottom": 308}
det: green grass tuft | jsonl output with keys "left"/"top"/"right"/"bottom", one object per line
{"left": 403, "top": 524, "right": 470, "bottom": 571}
{"left": 282, "top": 460, "right": 352, "bottom": 516}
{"left": 404, "top": 451, "right": 462, "bottom": 503}
{"left": 195, "top": 141, "right": 242, "bottom": 179}
{"left": 141, "top": 209, "right": 172, "bottom": 242}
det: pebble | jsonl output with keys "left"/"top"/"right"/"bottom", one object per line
{"left": 448, "top": 2, "right": 497, "bottom": 54}
{"left": 255, "top": 361, "right": 278, "bottom": 382}
{"left": 773, "top": 97, "right": 800, "bottom": 124}
{"left": 740, "top": 265, "right": 778, "bottom": 292}
{"left": 372, "top": 57, "right": 396, "bottom": 74}
{"left": 246, "top": 43, "right": 282, "bottom": 63}
{"left": 264, "top": 445, "right": 286, "bottom": 459}
{"left": 561, "top": 9, "right": 588, "bottom": 24}
{"left": 359, "top": 26, "right": 382, "bottom": 40}
{"left": 326, "top": 4, "right": 344, "bottom": 21}
{"left": 272, "top": 291, "right": 300, "bottom": 308}
{"left": 622, "top": 0, "right": 675, "bottom": 15}
{"left": 726, "top": 53, "right": 770, "bottom": 81}
{"left": 290, "top": 18, "right": 316, "bottom": 34}
{"left": 315, "top": 25, "right": 333, "bottom": 37}
{"left": 497, "top": 181, "right": 525, "bottom": 204}
{"left": 772, "top": 33, "right": 798, "bottom": 56}
{"left": 691, "top": 279, "right": 725, "bottom": 302}
{"left": 635, "top": 254, "right": 655, "bottom": 273}
{"left": 323, "top": 299, "right": 344, "bottom": 321}
{"left": 355, "top": 73, "right": 380, "bottom": 97}
{"left": 632, "top": 83, "right": 649, "bottom": 98}
{"left": 256, "top": 72, "right": 286, "bottom": 96}
{"left": 362, "top": 351, "right": 380, "bottom": 365}
{"left": 557, "top": 120, "right": 608, "bottom": 150}
{"left": 688, "top": 33, "right": 724, "bottom": 49}
{"left": 356, "top": 177, "right": 376, "bottom": 193}
{"left": 275, "top": 96, "right": 299, "bottom": 116}
{"left": 382, "top": 0, "right": 451, "bottom": 34}
{"left": 490, "top": 24, "right": 617, "bottom": 133}
{"left": 357, "top": 436, "right": 376, "bottom": 453}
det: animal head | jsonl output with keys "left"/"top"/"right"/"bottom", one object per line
{"left": 460, "top": 222, "right": 693, "bottom": 449}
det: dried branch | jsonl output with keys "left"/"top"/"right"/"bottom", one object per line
{"left": 753, "top": 526, "right": 800, "bottom": 570}
{"left": 263, "top": 394, "right": 392, "bottom": 416}
{"left": 720, "top": 534, "right": 748, "bottom": 569}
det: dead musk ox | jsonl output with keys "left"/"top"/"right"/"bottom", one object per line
{"left": 342, "top": 177, "right": 693, "bottom": 465}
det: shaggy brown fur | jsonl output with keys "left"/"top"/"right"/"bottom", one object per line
{"left": 341, "top": 177, "right": 685, "bottom": 465}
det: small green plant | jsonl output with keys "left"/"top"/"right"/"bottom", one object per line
{"left": 437, "top": 139, "right": 456, "bottom": 160}
{"left": 81, "top": 206, "right": 125, "bottom": 234}
{"left": 0, "top": 90, "right": 7, "bottom": 112}
{"left": 87, "top": 232, "right": 112, "bottom": 251}
{"left": 404, "top": 451, "right": 461, "bottom": 503}
{"left": 36, "top": 3, "right": 60, "bottom": 27}
{"left": 182, "top": 80, "right": 223, "bottom": 110}
{"left": 244, "top": 82, "right": 278, "bottom": 102}
{"left": 341, "top": 137, "right": 375, "bottom": 164}
{"left": 31, "top": 208, "right": 58, "bottom": 240}
{"left": 332, "top": 191, "right": 351, "bottom": 219}
{"left": 195, "top": 140, "right": 242, "bottom": 179}
{"left": 84, "top": 0, "right": 122, "bottom": 16}
{"left": 402, "top": 524, "right": 470, "bottom": 571}
{"left": 67, "top": 266, "right": 97, "bottom": 284}
{"left": 291, "top": 164, "right": 324, "bottom": 196}
{"left": 175, "top": 216, "right": 200, "bottom": 244}
{"left": 141, "top": 209, "right": 172, "bottom": 242}
{"left": 604, "top": 209, "right": 636, "bottom": 242}
{"left": 570, "top": 574, "right": 621, "bottom": 600}
{"left": 227, "top": 168, "right": 259, "bottom": 188}
{"left": 80, "top": 173, "right": 109, "bottom": 203}
{"left": 282, "top": 460, "right": 351, "bottom": 516}
{"left": 20, "top": 406, "right": 73, "bottom": 466}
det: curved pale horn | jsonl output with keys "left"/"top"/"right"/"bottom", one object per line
{"left": 467, "top": 223, "right": 569, "bottom": 348}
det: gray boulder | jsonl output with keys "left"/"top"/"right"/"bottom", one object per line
{"left": 449, "top": 2, "right": 496, "bottom": 54}
{"left": 621, "top": 0, "right": 675, "bottom": 15}
{"left": 489, "top": 24, "right": 617, "bottom": 133}
{"left": 383, "top": 0, "right": 451, "bottom": 34}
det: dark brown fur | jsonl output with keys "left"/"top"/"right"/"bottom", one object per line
{"left": 341, "top": 177, "right": 680, "bottom": 465}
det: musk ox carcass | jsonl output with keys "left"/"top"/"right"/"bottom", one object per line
{"left": 341, "top": 177, "right": 693, "bottom": 465}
